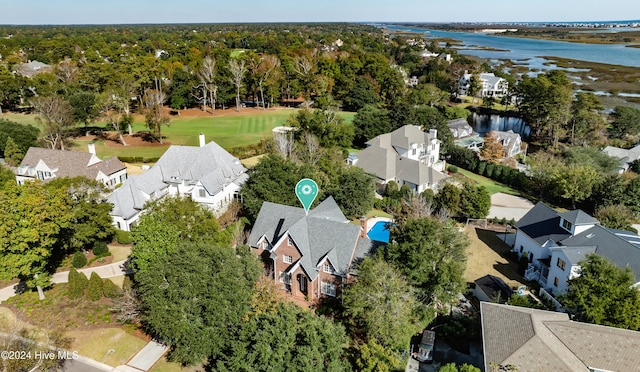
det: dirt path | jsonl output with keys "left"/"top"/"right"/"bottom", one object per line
{"left": 464, "top": 227, "right": 527, "bottom": 289}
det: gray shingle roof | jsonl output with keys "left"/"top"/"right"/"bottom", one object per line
{"left": 554, "top": 246, "right": 596, "bottom": 265}
{"left": 353, "top": 146, "right": 396, "bottom": 180}
{"left": 558, "top": 210, "right": 599, "bottom": 225}
{"left": 248, "top": 197, "right": 375, "bottom": 280}
{"left": 481, "top": 302, "right": 640, "bottom": 372}
{"left": 560, "top": 225, "right": 640, "bottom": 282}
{"left": 515, "top": 202, "right": 572, "bottom": 245}
{"left": 153, "top": 141, "right": 246, "bottom": 194}
{"left": 108, "top": 140, "right": 245, "bottom": 221}
{"left": 355, "top": 125, "right": 446, "bottom": 186}
{"left": 19, "top": 147, "right": 125, "bottom": 181}
{"left": 107, "top": 168, "right": 169, "bottom": 219}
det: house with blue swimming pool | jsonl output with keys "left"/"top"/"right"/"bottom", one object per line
{"left": 347, "top": 125, "right": 448, "bottom": 195}
{"left": 248, "top": 197, "right": 379, "bottom": 302}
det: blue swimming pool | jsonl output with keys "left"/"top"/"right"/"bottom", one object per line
{"left": 367, "top": 221, "right": 392, "bottom": 243}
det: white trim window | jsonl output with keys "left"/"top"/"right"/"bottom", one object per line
{"left": 283, "top": 255, "right": 293, "bottom": 264}
{"left": 321, "top": 281, "right": 336, "bottom": 297}
{"left": 323, "top": 263, "right": 334, "bottom": 273}
{"left": 288, "top": 237, "right": 294, "bottom": 246}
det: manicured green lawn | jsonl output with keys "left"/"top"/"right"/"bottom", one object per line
{"left": 0, "top": 112, "right": 41, "bottom": 127}
{"left": 5, "top": 108, "right": 357, "bottom": 160}
{"left": 455, "top": 168, "right": 521, "bottom": 196}
{"left": 73, "top": 108, "right": 356, "bottom": 159}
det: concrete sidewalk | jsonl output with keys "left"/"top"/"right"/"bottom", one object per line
{"left": 121, "top": 340, "right": 168, "bottom": 371}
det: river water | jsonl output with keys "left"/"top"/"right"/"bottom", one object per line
{"left": 383, "top": 25, "right": 640, "bottom": 69}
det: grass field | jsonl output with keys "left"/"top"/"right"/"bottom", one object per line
{"left": 2, "top": 107, "right": 357, "bottom": 160}
{"left": 67, "top": 327, "right": 147, "bottom": 367}
{"left": 455, "top": 168, "right": 520, "bottom": 196}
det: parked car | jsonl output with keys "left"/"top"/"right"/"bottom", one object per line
{"left": 415, "top": 330, "right": 435, "bottom": 363}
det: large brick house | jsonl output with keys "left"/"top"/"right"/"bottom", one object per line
{"left": 247, "top": 197, "right": 376, "bottom": 301}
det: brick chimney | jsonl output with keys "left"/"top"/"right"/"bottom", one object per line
{"left": 360, "top": 216, "right": 367, "bottom": 238}
{"left": 199, "top": 133, "right": 206, "bottom": 147}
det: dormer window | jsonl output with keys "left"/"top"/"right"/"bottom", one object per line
{"left": 323, "top": 263, "right": 334, "bottom": 273}
{"left": 561, "top": 219, "right": 573, "bottom": 232}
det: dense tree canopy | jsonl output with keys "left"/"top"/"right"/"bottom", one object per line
{"left": 327, "top": 167, "right": 375, "bottom": 218}
{"left": 609, "top": 106, "right": 640, "bottom": 139}
{"left": 212, "top": 302, "right": 350, "bottom": 371}
{"left": 241, "top": 154, "right": 321, "bottom": 221}
{"left": 561, "top": 254, "right": 640, "bottom": 330}
{"left": 0, "top": 119, "right": 39, "bottom": 158}
{"left": 0, "top": 181, "right": 72, "bottom": 288}
{"left": 385, "top": 217, "right": 468, "bottom": 307}
{"left": 46, "top": 177, "right": 116, "bottom": 253}
{"left": 343, "top": 256, "right": 423, "bottom": 351}
{"left": 135, "top": 242, "right": 261, "bottom": 365}
{"left": 131, "top": 196, "right": 231, "bottom": 271}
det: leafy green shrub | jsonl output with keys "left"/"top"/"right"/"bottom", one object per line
{"left": 102, "top": 279, "right": 123, "bottom": 298}
{"left": 92, "top": 241, "right": 109, "bottom": 256}
{"left": 87, "top": 272, "right": 104, "bottom": 301}
{"left": 447, "top": 165, "right": 458, "bottom": 173}
{"left": 72, "top": 252, "right": 87, "bottom": 269}
{"left": 67, "top": 268, "right": 87, "bottom": 299}
{"left": 477, "top": 161, "right": 486, "bottom": 175}
{"left": 115, "top": 230, "right": 132, "bottom": 244}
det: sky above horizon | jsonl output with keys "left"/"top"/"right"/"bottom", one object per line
{"left": 0, "top": 0, "right": 637, "bottom": 25}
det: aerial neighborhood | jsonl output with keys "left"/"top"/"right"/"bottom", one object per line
{"left": 1, "top": 19, "right": 640, "bottom": 372}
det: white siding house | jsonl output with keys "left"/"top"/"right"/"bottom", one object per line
{"left": 108, "top": 135, "right": 247, "bottom": 231}
{"left": 16, "top": 145, "right": 127, "bottom": 189}
{"left": 348, "top": 125, "right": 447, "bottom": 194}
{"left": 513, "top": 202, "right": 640, "bottom": 296}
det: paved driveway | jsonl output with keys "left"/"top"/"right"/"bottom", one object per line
{"left": 488, "top": 192, "right": 534, "bottom": 221}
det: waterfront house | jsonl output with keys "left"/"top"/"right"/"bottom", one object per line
{"left": 347, "top": 125, "right": 447, "bottom": 194}
{"left": 458, "top": 72, "right": 508, "bottom": 98}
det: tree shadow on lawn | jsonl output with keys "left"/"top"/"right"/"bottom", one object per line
{"left": 474, "top": 228, "right": 530, "bottom": 287}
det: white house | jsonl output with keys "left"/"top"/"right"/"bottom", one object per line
{"left": 16, "top": 145, "right": 127, "bottom": 189}
{"left": 108, "top": 134, "right": 247, "bottom": 231}
{"left": 602, "top": 144, "right": 640, "bottom": 173}
{"left": 458, "top": 72, "right": 508, "bottom": 98}
{"left": 513, "top": 202, "right": 640, "bottom": 295}
{"left": 490, "top": 130, "right": 523, "bottom": 158}
{"left": 348, "top": 125, "right": 447, "bottom": 194}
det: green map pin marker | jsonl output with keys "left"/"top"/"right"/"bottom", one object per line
{"left": 295, "top": 178, "right": 318, "bottom": 215}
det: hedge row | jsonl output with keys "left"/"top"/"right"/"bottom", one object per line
{"left": 117, "top": 156, "right": 160, "bottom": 163}
{"left": 446, "top": 147, "right": 529, "bottom": 190}
{"left": 67, "top": 269, "right": 122, "bottom": 300}
{"left": 228, "top": 139, "right": 269, "bottom": 159}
